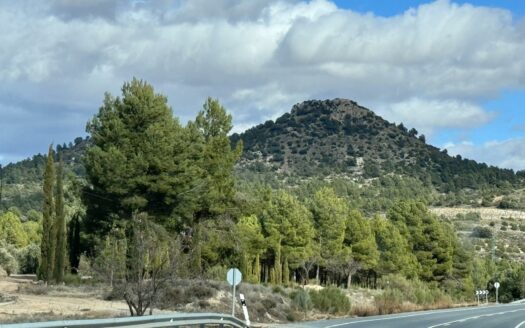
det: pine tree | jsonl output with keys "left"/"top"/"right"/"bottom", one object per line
{"left": 54, "top": 156, "right": 66, "bottom": 283}
{"left": 39, "top": 145, "right": 55, "bottom": 283}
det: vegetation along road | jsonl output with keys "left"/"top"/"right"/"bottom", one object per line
{"left": 289, "top": 304, "right": 525, "bottom": 328}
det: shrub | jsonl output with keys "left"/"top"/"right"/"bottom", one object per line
{"left": 291, "top": 288, "right": 312, "bottom": 319}
{"left": 205, "top": 265, "right": 228, "bottom": 281}
{"left": 17, "top": 243, "right": 39, "bottom": 274}
{"left": 309, "top": 287, "right": 351, "bottom": 314}
{"left": 375, "top": 288, "right": 404, "bottom": 314}
{"left": 0, "top": 247, "right": 18, "bottom": 276}
{"left": 471, "top": 226, "right": 492, "bottom": 239}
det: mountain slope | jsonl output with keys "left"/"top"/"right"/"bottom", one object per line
{"left": 231, "top": 99, "right": 520, "bottom": 191}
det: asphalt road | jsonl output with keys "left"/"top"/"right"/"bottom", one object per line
{"left": 286, "top": 303, "right": 525, "bottom": 328}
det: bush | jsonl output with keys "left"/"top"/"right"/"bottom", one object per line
{"left": 309, "top": 287, "right": 351, "bottom": 314}
{"left": 205, "top": 265, "right": 228, "bottom": 281}
{"left": 375, "top": 288, "right": 405, "bottom": 314}
{"left": 185, "top": 281, "right": 216, "bottom": 299}
{"left": 17, "top": 243, "right": 39, "bottom": 274}
{"left": 471, "top": 226, "right": 493, "bottom": 239}
{"left": 291, "top": 288, "right": 312, "bottom": 318}
{"left": 0, "top": 247, "right": 18, "bottom": 276}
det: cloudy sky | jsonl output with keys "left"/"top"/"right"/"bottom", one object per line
{"left": 1, "top": 0, "right": 524, "bottom": 170}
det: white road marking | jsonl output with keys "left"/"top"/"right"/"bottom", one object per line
{"left": 515, "top": 320, "right": 525, "bottom": 328}
{"left": 322, "top": 305, "right": 520, "bottom": 328}
{"left": 427, "top": 308, "right": 525, "bottom": 328}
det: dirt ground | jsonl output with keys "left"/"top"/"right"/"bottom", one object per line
{"left": 0, "top": 275, "right": 129, "bottom": 323}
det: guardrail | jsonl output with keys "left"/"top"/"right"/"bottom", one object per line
{"left": 0, "top": 312, "right": 248, "bottom": 328}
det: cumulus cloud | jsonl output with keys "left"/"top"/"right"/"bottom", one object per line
{"left": 446, "top": 139, "right": 525, "bottom": 171}
{"left": 0, "top": 0, "right": 524, "bottom": 166}
{"left": 377, "top": 98, "right": 496, "bottom": 136}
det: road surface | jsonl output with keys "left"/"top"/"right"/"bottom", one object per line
{"left": 286, "top": 303, "right": 525, "bottom": 328}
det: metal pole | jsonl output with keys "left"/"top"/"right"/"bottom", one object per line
{"left": 486, "top": 292, "right": 488, "bottom": 304}
{"left": 496, "top": 288, "right": 499, "bottom": 304}
{"left": 477, "top": 292, "right": 479, "bottom": 306}
{"left": 232, "top": 270, "right": 236, "bottom": 317}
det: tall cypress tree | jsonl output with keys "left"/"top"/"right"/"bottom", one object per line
{"left": 67, "top": 213, "right": 81, "bottom": 274}
{"left": 39, "top": 145, "right": 55, "bottom": 283}
{"left": 54, "top": 155, "right": 66, "bottom": 283}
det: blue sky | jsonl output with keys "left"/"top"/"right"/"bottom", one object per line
{"left": 0, "top": 0, "right": 524, "bottom": 170}
{"left": 333, "top": 0, "right": 525, "bottom": 169}
{"left": 335, "top": 0, "right": 525, "bottom": 17}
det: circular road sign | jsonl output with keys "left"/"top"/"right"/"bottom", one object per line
{"left": 227, "top": 268, "right": 242, "bottom": 286}
{"left": 494, "top": 282, "right": 500, "bottom": 289}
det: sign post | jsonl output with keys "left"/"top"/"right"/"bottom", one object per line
{"left": 476, "top": 290, "right": 480, "bottom": 306}
{"left": 240, "top": 293, "right": 251, "bottom": 327}
{"left": 227, "top": 268, "right": 242, "bottom": 317}
{"left": 494, "top": 282, "right": 500, "bottom": 304}
{"left": 485, "top": 290, "right": 489, "bottom": 304}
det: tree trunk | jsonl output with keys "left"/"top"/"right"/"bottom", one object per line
{"left": 347, "top": 273, "right": 352, "bottom": 289}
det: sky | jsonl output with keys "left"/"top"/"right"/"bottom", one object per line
{"left": 0, "top": 0, "right": 524, "bottom": 170}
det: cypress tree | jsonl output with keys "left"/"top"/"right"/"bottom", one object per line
{"left": 39, "top": 145, "right": 55, "bottom": 283}
{"left": 54, "top": 156, "right": 66, "bottom": 283}
{"left": 67, "top": 214, "right": 81, "bottom": 274}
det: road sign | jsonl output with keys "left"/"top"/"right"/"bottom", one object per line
{"left": 227, "top": 268, "right": 242, "bottom": 317}
{"left": 227, "top": 268, "right": 242, "bottom": 286}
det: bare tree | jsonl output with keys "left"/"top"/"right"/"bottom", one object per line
{"left": 112, "top": 212, "right": 179, "bottom": 316}
{"left": 330, "top": 250, "right": 361, "bottom": 289}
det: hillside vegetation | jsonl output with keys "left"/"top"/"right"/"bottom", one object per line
{"left": 2, "top": 80, "right": 525, "bottom": 322}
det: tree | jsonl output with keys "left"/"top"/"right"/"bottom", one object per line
{"left": 309, "top": 187, "right": 347, "bottom": 281}
{"left": 372, "top": 216, "right": 418, "bottom": 279}
{"left": 344, "top": 210, "right": 379, "bottom": 271}
{"left": 189, "top": 98, "right": 242, "bottom": 272}
{"left": 39, "top": 145, "right": 55, "bottom": 282}
{"left": 54, "top": 156, "right": 66, "bottom": 283}
{"left": 0, "top": 211, "right": 29, "bottom": 247}
{"left": 84, "top": 78, "right": 201, "bottom": 236}
{"left": 115, "top": 212, "right": 179, "bottom": 316}
{"left": 93, "top": 225, "right": 127, "bottom": 287}
{"left": 236, "top": 215, "right": 265, "bottom": 283}
{"left": 261, "top": 190, "right": 315, "bottom": 283}
{"left": 67, "top": 213, "right": 82, "bottom": 273}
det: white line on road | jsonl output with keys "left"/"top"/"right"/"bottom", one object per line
{"left": 515, "top": 320, "right": 525, "bottom": 328}
{"left": 428, "top": 308, "right": 525, "bottom": 328}
{"left": 322, "top": 304, "right": 525, "bottom": 328}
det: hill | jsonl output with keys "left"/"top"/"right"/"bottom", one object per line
{"left": 1, "top": 99, "right": 523, "bottom": 215}
{"left": 232, "top": 98, "right": 521, "bottom": 191}
{"left": 0, "top": 137, "right": 88, "bottom": 213}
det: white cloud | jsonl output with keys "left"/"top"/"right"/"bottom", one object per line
{"left": 0, "top": 0, "right": 524, "bottom": 165}
{"left": 376, "top": 98, "right": 496, "bottom": 136}
{"left": 446, "top": 139, "right": 525, "bottom": 171}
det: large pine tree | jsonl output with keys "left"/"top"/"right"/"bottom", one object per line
{"left": 39, "top": 145, "right": 56, "bottom": 282}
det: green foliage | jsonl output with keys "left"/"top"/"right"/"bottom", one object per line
{"left": 344, "top": 210, "right": 379, "bottom": 270}
{"left": 54, "top": 157, "right": 66, "bottom": 283}
{"left": 309, "top": 187, "right": 347, "bottom": 264}
{"left": 17, "top": 243, "right": 40, "bottom": 274}
{"left": 309, "top": 287, "right": 351, "bottom": 314}
{"left": 261, "top": 190, "right": 315, "bottom": 270}
{"left": 0, "top": 246, "right": 18, "bottom": 276}
{"left": 39, "top": 145, "right": 55, "bottom": 282}
{"left": 0, "top": 211, "right": 29, "bottom": 247}
{"left": 372, "top": 216, "right": 418, "bottom": 278}
{"left": 84, "top": 79, "right": 199, "bottom": 234}
{"left": 292, "top": 288, "right": 312, "bottom": 318}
